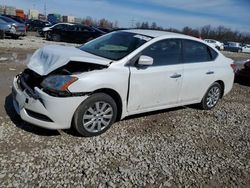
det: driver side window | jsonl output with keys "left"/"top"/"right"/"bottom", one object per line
{"left": 141, "top": 39, "right": 181, "bottom": 66}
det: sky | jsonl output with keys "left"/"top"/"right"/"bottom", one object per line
{"left": 0, "top": 0, "right": 250, "bottom": 32}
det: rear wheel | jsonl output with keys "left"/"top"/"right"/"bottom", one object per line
{"left": 73, "top": 93, "right": 117, "bottom": 137}
{"left": 200, "top": 82, "right": 222, "bottom": 110}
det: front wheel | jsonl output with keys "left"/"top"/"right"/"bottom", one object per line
{"left": 73, "top": 93, "right": 117, "bottom": 137}
{"left": 52, "top": 34, "right": 61, "bottom": 42}
{"left": 200, "top": 82, "right": 222, "bottom": 110}
{"left": 0, "top": 30, "right": 5, "bottom": 39}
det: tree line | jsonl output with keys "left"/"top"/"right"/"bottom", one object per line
{"left": 80, "top": 16, "right": 250, "bottom": 44}
{"left": 135, "top": 22, "right": 250, "bottom": 44}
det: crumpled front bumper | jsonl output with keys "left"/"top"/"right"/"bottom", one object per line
{"left": 12, "top": 76, "right": 87, "bottom": 130}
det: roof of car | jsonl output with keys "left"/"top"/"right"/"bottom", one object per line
{"left": 123, "top": 29, "right": 187, "bottom": 38}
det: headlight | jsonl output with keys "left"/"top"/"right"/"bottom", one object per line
{"left": 41, "top": 75, "right": 78, "bottom": 92}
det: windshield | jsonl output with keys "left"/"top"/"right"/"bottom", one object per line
{"left": 80, "top": 31, "right": 152, "bottom": 60}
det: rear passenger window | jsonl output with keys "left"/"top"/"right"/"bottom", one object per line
{"left": 142, "top": 39, "right": 181, "bottom": 66}
{"left": 182, "top": 40, "right": 217, "bottom": 63}
{"left": 208, "top": 47, "right": 218, "bottom": 60}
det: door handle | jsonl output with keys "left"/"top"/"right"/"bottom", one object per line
{"left": 170, "top": 74, "right": 181, "bottom": 78}
{"left": 206, "top": 71, "right": 214, "bottom": 75}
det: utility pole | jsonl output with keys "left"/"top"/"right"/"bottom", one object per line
{"left": 130, "top": 18, "right": 136, "bottom": 28}
{"left": 44, "top": 2, "right": 47, "bottom": 18}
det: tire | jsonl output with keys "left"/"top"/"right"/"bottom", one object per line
{"left": 11, "top": 35, "right": 19, "bottom": 39}
{"left": 0, "top": 30, "right": 4, "bottom": 39}
{"left": 238, "top": 49, "right": 242, "bottom": 53}
{"left": 73, "top": 93, "right": 117, "bottom": 137}
{"left": 200, "top": 82, "right": 222, "bottom": 110}
{"left": 52, "top": 34, "right": 61, "bottom": 42}
{"left": 215, "top": 46, "right": 220, "bottom": 50}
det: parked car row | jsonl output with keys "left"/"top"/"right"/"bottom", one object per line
{"left": 0, "top": 15, "right": 26, "bottom": 39}
{"left": 204, "top": 39, "right": 250, "bottom": 54}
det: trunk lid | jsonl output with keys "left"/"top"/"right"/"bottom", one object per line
{"left": 27, "top": 45, "right": 112, "bottom": 75}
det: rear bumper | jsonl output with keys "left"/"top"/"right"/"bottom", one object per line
{"left": 12, "top": 76, "right": 87, "bottom": 130}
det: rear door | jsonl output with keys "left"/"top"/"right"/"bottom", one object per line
{"left": 179, "top": 39, "right": 217, "bottom": 104}
{"left": 128, "top": 39, "right": 183, "bottom": 113}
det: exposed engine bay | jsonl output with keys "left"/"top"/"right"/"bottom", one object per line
{"left": 18, "top": 61, "right": 107, "bottom": 97}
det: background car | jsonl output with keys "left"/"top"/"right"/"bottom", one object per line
{"left": 46, "top": 23, "right": 105, "bottom": 43}
{"left": 204, "top": 39, "right": 224, "bottom": 50}
{"left": 25, "top": 19, "right": 51, "bottom": 32}
{"left": 224, "top": 42, "right": 243, "bottom": 53}
{"left": 242, "top": 44, "right": 250, "bottom": 53}
{"left": 235, "top": 59, "right": 250, "bottom": 79}
{"left": 0, "top": 15, "right": 26, "bottom": 38}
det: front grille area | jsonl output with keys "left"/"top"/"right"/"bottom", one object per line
{"left": 18, "top": 69, "right": 45, "bottom": 99}
{"left": 20, "top": 69, "right": 44, "bottom": 90}
{"left": 25, "top": 109, "right": 54, "bottom": 122}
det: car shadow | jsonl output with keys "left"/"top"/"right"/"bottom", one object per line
{"left": 123, "top": 106, "right": 186, "bottom": 121}
{"left": 4, "top": 94, "right": 60, "bottom": 136}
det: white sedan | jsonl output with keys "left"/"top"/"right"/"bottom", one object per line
{"left": 204, "top": 39, "right": 224, "bottom": 50}
{"left": 12, "top": 30, "right": 234, "bottom": 136}
{"left": 242, "top": 44, "right": 250, "bottom": 53}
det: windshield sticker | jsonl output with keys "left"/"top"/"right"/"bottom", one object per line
{"left": 134, "top": 35, "right": 151, "bottom": 41}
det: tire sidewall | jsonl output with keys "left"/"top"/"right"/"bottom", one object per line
{"left": 74, "top": 93, "right": 117, "bottom": 137}
{"left": 52, "top": 34, "right": 61, "bottom": 42}
{"left": 202, "top": 83, "right": 222, "bottom": 110}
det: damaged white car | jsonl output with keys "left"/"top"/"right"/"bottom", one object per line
{"left": 12, "top": 30, "right": 234, "bottom": 136}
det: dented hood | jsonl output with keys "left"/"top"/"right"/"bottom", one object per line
{"left": 28, "top": 45, "right": 111, "bottom": 75}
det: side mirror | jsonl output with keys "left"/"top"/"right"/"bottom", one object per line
{"left": 137, "top": 55, "right": 154, "bottom": 66}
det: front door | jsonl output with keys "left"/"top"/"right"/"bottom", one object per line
{"left": 128, "top": 39, "right": 183, "bottom": 114}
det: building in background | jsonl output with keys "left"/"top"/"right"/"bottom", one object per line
{"left": 0, "top": 5, "right": 5, "bottom": 14}
{"left": 62, "top": 15, "right": 75, "bottom": 23}
{"left": 74, "top": 17, "right": 82, "bottom": 24}
{"left": 5, "top": 6, "right": 16, "bottom": 16}
{"left": 47, "top": 13, "right": 61, "bottom": 24}
{"left": 28, "top": 9, "right": 39, "bottom": 19}
{"left": 38, "top": 13, "right": 46, "bottom": 21}
{"left": 16, "top": 9, "right": 25, "bottom": 19}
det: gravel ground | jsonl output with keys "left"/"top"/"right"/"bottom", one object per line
{"left": 0, "top": 33, "right": 78, "bottom": 50}
{"left": 0, "top": 34, "right": 250, "bottom": 187}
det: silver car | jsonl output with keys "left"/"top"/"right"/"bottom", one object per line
{"left": 0, "top": 18, "right": 9, "bottom": 39}
{"left": 0, "top": 16, "right": 26, "bottom": 39}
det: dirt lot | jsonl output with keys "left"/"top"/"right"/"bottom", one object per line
{"left": 0, "top": 35, "right": 250, "bottom": 187}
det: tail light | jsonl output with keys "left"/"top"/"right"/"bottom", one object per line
{"left": 230, "top": 64, "right": 237, "bottom": 72}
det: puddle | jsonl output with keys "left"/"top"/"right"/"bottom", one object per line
{"left": 0, "top": 50, "right": 34, "bottom": 64}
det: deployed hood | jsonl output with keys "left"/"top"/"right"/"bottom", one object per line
{"left": 28, "top": 45, "right": 111, "bottom": 75}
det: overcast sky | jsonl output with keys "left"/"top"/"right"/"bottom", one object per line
{"left": 0, "top": 0, "right": 249, "bottom": 32}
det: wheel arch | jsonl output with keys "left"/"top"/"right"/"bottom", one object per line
{"left": 93, "top": 88, "right": 123, "bottom": 121}
{"left": 214, "top": 80, "right": 225, "bottom": 98}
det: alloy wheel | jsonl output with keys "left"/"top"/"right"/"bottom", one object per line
{"left": 82, "top": 101, "right": 113, "bottom": 133}
{"left": 206, "top": 86, "right": 220, "bottom": 108}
